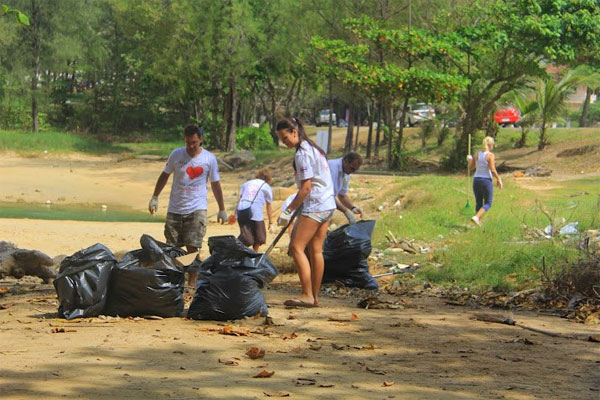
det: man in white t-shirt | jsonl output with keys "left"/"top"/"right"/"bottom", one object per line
{"left": 328, "top": 152, "right": 363, "bottom": 224}
{"left": 148, "top": 124, "right": 227, "bottom": 287}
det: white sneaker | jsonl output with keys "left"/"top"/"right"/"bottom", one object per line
{"left": 471, "top": 216, "right": 481, "bottom": 226}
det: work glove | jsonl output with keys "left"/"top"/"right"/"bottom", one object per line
{"left": 466, "top": 154, "right": 473, "bottom": 162}
{"left": 351, "top": 206, "right": 363, "bottom": 217}
{"left": 277, "top": 209, "right": 292, "bottom": 227}
{"left": 344, "top": 209, "right": 357, "bottom": 224}
{"left": 217, "top": 210, "right": 228, "bottom": 224}
{"left": 148, "top": 196, "right": 158, "bottom": 215}
{"left": 268, "top": 224, "right": 277, "bottom": 234}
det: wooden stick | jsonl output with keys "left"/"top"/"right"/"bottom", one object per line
{"left": 473, "top": 313, "right": 598, "bottom": 342}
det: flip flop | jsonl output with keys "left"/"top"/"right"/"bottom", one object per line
{"left": 284, "top": 299, "right": 318, "bottom": 308}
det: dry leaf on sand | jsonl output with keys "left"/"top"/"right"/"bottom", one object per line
{"left": 254, "top": 370, "right": 275, "bottom": 378}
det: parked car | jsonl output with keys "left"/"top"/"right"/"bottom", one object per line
{"left": 396, "top": 103, "right": 436, "bottom": 127}
{"left": 316, "top": 109, "right": 337, "bottom": 126}
{"left": 494, "top": 107, "right": 520, "bottom": 127}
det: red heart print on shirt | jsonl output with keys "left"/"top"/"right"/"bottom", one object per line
{"left": 186, "top": 166, "right": 204, "bottom": 179}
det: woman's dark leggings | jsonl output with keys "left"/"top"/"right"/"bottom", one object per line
{"left": 473, "top": 177, "right": 493, "bottom": 212}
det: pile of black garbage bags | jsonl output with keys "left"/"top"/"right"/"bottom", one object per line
{"left": 53, "top": 234, "right": 277, "bottom": 321}
{"left": 323, "top": 220, "right": 378, "bottom": 290}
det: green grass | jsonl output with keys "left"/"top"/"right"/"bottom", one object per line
{"left": 0, "top": 130, "right": 130, "bottom": 155}
{"left": 117, "top": 140, "right": 182, "bottom": 157}
{"left": 369, "top": 174, "right": 598, "bottom": 291}
{"left": 0, "top": 129, "right": 295, "bottom": 166}
{"left": 0, "top": 202, "right": 162, "bottom": 223}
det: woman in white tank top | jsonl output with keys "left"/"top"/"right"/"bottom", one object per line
{"left": 467, "top": 136, "right": 503, "bottom": 226}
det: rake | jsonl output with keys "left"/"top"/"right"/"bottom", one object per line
{"left": 461, "top": 134, "right": 472, "bottom": 215}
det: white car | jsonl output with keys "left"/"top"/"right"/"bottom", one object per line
{"left": 397, "top": 103, "right": 436, "bottom": 127}
{"left": 316, "top": 109, "right": 337, "bottom": 126}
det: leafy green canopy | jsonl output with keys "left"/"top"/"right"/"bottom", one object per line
{"left": 437, "top": 0, "right": 600, "bottom": 167}
{"left": 308, "top": 16, "right": 468, "bottom": 104}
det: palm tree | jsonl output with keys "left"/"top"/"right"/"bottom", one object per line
{"left": 513, "top": 96, "right": 538, "bottom": 148}
{"left": 535, "top": 69, "right": 584, "bottom": 150}
{"left": 576, "top": 65, "right": 600, "bottom": 127}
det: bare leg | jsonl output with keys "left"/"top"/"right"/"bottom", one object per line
{"left": 185, "top": 245, "right": 198, "bottom": 287}
{"left": 288, "top": 216, "right": 320, "bottom": 304}
{"left": 252, "top": 244, "right": 261, "bottom": 252}
{"left": 307, "top": 220, "right": 329, "bottom": 306}
{"left": 475, "top": 208, "right": 486, "bottom": 219}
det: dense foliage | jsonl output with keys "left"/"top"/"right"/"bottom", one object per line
{"left": 1, "top": 0, "right": 599, "bottom": 163}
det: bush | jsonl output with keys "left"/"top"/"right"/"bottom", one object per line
{"left": 0, "top": 99, "right": 50, "bottom": 131}
{"left": 0, "top": 100, "right": 30, "bottom": 129}
{"left": 235, "top": 124, "right": 275, "bottom": 150}
{"left": 419, "top": 119, "right": 439, "bottom": 148}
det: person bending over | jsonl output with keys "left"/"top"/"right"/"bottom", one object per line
{"left": 328, "top": 152, "right": 364, "bottom": 224}
{"left": 236, "top": 168, "right": 273, "bottom": 252}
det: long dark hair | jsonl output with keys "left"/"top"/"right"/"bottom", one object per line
{"left": 276, "top": 117, "right": 327, "bottom": 158}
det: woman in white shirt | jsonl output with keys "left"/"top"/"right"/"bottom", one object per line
{"left": 236, "top": 168, "right": 273, "bottom": 251}
{"left": 276, "top": 117, "right": 336, "bottom": 308}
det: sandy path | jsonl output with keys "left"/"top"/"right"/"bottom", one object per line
{"left": 1, "top": 280, "right": 598, "bottom": 400}
{"left": 1, "top": 152, "right": 599, "bottom": 399}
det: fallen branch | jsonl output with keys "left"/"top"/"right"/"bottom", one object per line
{"left": 473, "top": 313, "right": 599, "bottom": 342}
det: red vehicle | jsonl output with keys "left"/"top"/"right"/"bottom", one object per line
{"left": 494, "top": 107, "right": 520, "bottom": 126}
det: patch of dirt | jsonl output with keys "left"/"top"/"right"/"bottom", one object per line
{"left": 557, "top": 145, "right": 598, "bottom": 158}
{"left": 1, "top": 278, "right": 599, "bottom": 399}
{"left": 0, "top": 151, "right": 599, "bottom": 399}
{"left": 500, "top": 138, "right": 600, "bottom": 177}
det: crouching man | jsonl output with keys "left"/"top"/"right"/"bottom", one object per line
{"left": 328, "top": 152, "right": 364, "bottom": 224}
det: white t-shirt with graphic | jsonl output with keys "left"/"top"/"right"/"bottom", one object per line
{"left": 294, "top": 141, "right": 335, "bottom": 212}
{"left": 163, "top": 147, "right": 220, "bottom": 214}
{"left": 237, "top": 179, "right": 273, "bottom": 221}
{"left": 328, "top": 157, "right": 350, "bottom": 196}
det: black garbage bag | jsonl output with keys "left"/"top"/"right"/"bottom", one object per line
{"left": 54, "top": 244, "right": 117, "bottom": 320}
{"left": 105, "top": 234, "right": 185, "bottom": 318}
{"left": 187, "top": 235, "right": 278, "bottom": 321}
{"left": 322, "top": 220, "right": 378, "bottom": 290}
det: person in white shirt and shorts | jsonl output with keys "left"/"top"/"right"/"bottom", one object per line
{"left": 148, "top": 124, "right": 228, "bottom": 287}
{"left": 236, "top": 168, "right": 273, "bottom": 251}
{"left": 276, "top": 117, "right": 336, "bottom": 308}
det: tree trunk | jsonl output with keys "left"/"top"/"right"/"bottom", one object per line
{"left": 91, "top": 70, "right": 99, "bottom": 134}
{"left": 353, "top": 111, "right": 360, "bottom": 151}
{"left": 327, "top": 79, "right": 333, "bottom": 154}
{"left": 267, "top": 80, "right": 279, "bottom": 146}
{"left": 29, "top": 0, "right": 41, "bottom": 133}
{"left": 538, "top": 123, "right": 548, "bottom": 150}
{"left": 485, "top": 110, "right": 499, "bottom": 139}
{"left": 392, "top": 97, "right": 409, "bottom": 167}
{"left": 366, "top": 101, "right": 374, "bottom": 159}
{"left": 515, "top": 127, "right": 527, "bottom": 148}
{"left": 374, "top": 102, "right": 382, "bottom": 158}
{"left": 226, "top": 73, "right": 238, "bottom": 152}
{"left": 344, "top": 104, "right": 353, "bottom": 153}
{"left": 386, "top": 104, "right": 394, "bottom": 169}
{"left": 579, "top": 86, "right": 593, "bottom": 128}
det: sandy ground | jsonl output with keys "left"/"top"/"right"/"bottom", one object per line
{"left": 1, "top": 153, "right": 600, "bottom": 399}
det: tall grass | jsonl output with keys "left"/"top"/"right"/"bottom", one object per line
{"left": 371, "top": 174, "right": 598, "bottom": 291}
